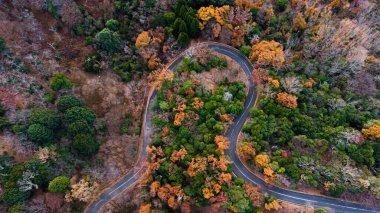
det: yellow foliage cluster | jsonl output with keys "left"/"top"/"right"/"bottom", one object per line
{"left": 238, "top": 142, "right": 256, "bottom": 160}
{"left": 187, "top": 157, "right": 208, "bottom": 176}
{"left": 135, "top": 31, "right": 151, "bottom": 49}
{"left": 268, "top": 77, "right": 280, "bottom": 88}
{"left": 202, "top": 187, "right": 215, "bottom": 199}
{"left": 170, "top": 149, "right": 188, "bottom": 162}
{"left": 197, "top": 5, "right": 230, "bottom": 30}
{"left": 263, "top": 167, "right": 275, "bottom": 177}
{"left": 155, "top": 184, "right": 186, "bottom": 209}
{"left": 174, "top": 104, "right": 187, "bottom": 112}
{"left": 214, "top": 135, "right": 230, "bottom": 154}
{"left": 293, "top": 13, "right": 307, "bottom": 31}
{"left": 362, "top": 124, "right": 380, "bottom": 140}
{"left": 146, "top": 146, "right": 165, "bottom": 161}
{"left": 254, "top": 154, "right": 270, "bottom": 167}
{"left": 161, "top": 125, "right": 169, "bottom": 138}
{"left": 191, "top": 97, "right": 204, "bottom": 109}
{"left": 235, "top": 0, "right": 262, "bottom": 11}
{"left": 249, "top": 40, "right": 285, "bottom": 68}
{"left": 148, "top": 55, "right": 161, "bottom": 70}
{"left": 150, "top": 181, "right": 161, "bottom": 197}
{"left": 174, "top": 112, "right": 189, "bottom": 126}
{"left": 302, "top": 78, "right": 316, "bottom": 88}
{"left": 218, "top": 173, "right": 232, "bottom": 184}
{"left": 147, "top": 69, "right": 174, "bottom": 88}
{"left": 139, "top": 203, "right": 152, "bottom": 213}
{"left": 265, "top": 200, "right": 280, "bottom": 210}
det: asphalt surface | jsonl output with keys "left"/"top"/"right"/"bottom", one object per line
{"left": 86, "top": 44, "right": 380, "bottom": 213}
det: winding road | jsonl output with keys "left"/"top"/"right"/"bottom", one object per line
{"left": 86, "top": 43, "right": 380, "bottom": 213}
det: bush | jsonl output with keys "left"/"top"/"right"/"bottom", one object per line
{"left": 0, "top": 37, "right": 6, "bottom": 52}
{"left": 0, "top": 117, "right": 9, "bottom": 131}
{"left": 29, "top": 108, "right": 60, "bottom": 130}
{"left": 72, "top": 134, "right": 99, "bottom": 157}
{"left": 49, "top": 73, "right": 73, "bottom": 91}
{"left": 239, "top": 45, "right": 251, "bottom": 57}
{"left": 95, "top": 28, "right": 121, "bottom": 53}
{"left": 84, "top": 53, "right": 102, "bottom": 73}
{"left": 67, "top": 120, "right": 94, "bottom": 138}
{"left": 314, "top": 208, "right": 328, "bottom": 213}
{"left": 64, "top": 106, "right": 96, "bottom": 124}
{"left": 329, "top": 183, "right": 345, "bottom": 197}
{"left": 57, "top": 96, "right": 84, "bottom": 112}
{"left": 27, "top": 124, "right": 54, "bottom": 144}
{"left": 276, "top": 0, "right": 288, "bottom": 12}
{"left": 105, "top": 19, "right": 119, "bottom": 31}
{"left": 120, "top": 118, "right": 131, "bottom": 134}
{"left": 48, "top": 176, "right": 70, "bottom": 192}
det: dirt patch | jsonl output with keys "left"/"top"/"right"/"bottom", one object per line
{"left": 198, "top": 52, "right": 249, "bottom": 93}
{"left": 0, "top": 133, "right": 33, "bottom": 162}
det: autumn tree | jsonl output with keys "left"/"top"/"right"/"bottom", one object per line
{"left": 135, "top": 31, "right": 151, "bottom": 49}
{"left": 362, "top": 124, "right": 380, "bottom": 140}
{"left": 293, "top": 13, "right": 307, "bottom": 31}
{"left": 239, "top": 142, "right": 256, "bottom": 160}
{"left": 249, "top": 40, "right": 284, "bottom": 68}
{"left": 254, "top": 154, "right": 270, "bottom": 167}
{"left": 170, "top": 149, "right": 188, "bottom": 162}
{"left": 276, "top": 92, "right": 298, "bottom": 109}
{"left": 214, "top": 135, "right": 230, "bottom": 154}
{"left": 139, "top": 203, "right": 152, "bottom": 213}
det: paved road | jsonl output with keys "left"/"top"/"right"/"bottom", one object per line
{"left": 86, "top": 44, "right": 380, "bottom": 213}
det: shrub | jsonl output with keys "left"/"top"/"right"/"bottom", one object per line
{"left": 29, "top": 108, "right": 60, "bottom": 130}
{"left": 0, "top": 117, "right": 9, "bottom": 131}
{"left": 57, "top": 96, "right": 84, "bottom": 112}
{"left": 239, "top": 45, "right": 251, "bottom": 57}
{"left": 120, "top": 118, "right": 131, "bottom": 134}
{"left": 0, "top": 37, "right": 6, "bottom": 52}
{"left": 276, "top": 0, "right": 288, "bottom": 12}
{"left": 72, "top": 134, "right": 99, "bottom": 157}
{"left": 64, "top": 106, "right": 96, "bottom": 124}
{"left": 49, "top": 73, "right": 73, "bottom": 91}
{"left": 27, "top": 124, "right": 54, "bottom": 144}
{"left": 329, "top": 183, "right": 346, "bottom": 197}
{"left": 95, "top": 28, "right": 121, "bottom": 53}
{"left": 67, "top": 120, "right": 94, "bottom": 138}
{"left": 105, "top": 19, "right": 119, "bottom": 31}
{"left": 48, "top": 176, "right": 70, "bottom": 192}
{"left": 84, "top": 53, "right": 102, "bottom": 73}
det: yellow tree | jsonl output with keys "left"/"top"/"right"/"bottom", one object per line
{"left": 170, "top": 149, "right": 188, "bottom": 162}
{"left": 238, "top": 142, "right": 256, "bottom": 160}
{"left": 276, "top": 92, "right": 298, "bottom": 109}
{"left": 135, "top": 31, "right": 151, "bottom": 49}
{"left": 362, "top": 124, "right": 380, "bottom": 140}
{"left": 139, "top": 203, "right": 152, "bottom": 213}
{"left": 265, "top": 200, "right": 280, "bottom": 210}
{"left": 293, "top": 13, "right": 307, "bottom": 31}
{"left": 254, "top": 154, "right": 270, "bottom": 167}
{"left": 150, "top": 181, "right": 161, "bottom": 197}
{"left": 249, "top": 40, "right": 284, "bottom": 68}
{"left": 214, "top": 135, "right": 230, "bottom": 154}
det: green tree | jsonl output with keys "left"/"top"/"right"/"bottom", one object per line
{"left": 49, "top": 73, "right": 73, "bottom": 91}
{"left": 188, "top": 18, "right": 200, "bottom": 37}
{"left": 239, "top": 45, "right": 251, "bottom": 57}
{"left": 314, "top": 208, "right": 328, "bottom": 213}
{"left": 84, "top": 53, "right": 102, "bottom": 73}
{"left": 276, "top": 0, "right": 288, "bottom": 12}
{"left": 95, "top": 28, "right": 121, "bottom": 52}
{"left": 48, "top": 176, "right": 70, "bottom": 192}
{"left": 27, "top": 124, "right": 54, "bottom": 144}
{"left": 163, "top": 12, "right": 176, "bottom": 26}
{"left": 177, "top": 32, "right": 189, "bottom": 45}
{"left": 105, "top": 19, "right": 119, "bottom": 31}
{"left": 29, "top": 108, "right": 60, "bottom": 130}
{"left": 67, "top": 120, "right": 95, "bottom": 138}
{"left": 64, "top": 106, "right": 96, "bottom": 124}
{"left": 57, "top": 96, "right": 84, "bottom": 112}
{"left": 72, "top": 134, "right": 99, "bottom": 157}
{"left": 329, "top": 183, "right": 345, "bottom": 197}
{"left": 0, "top": 37, "right": 6, "bottom": 52}
{"left": 227, "top": 185, "right": 252, "bottom": 213}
